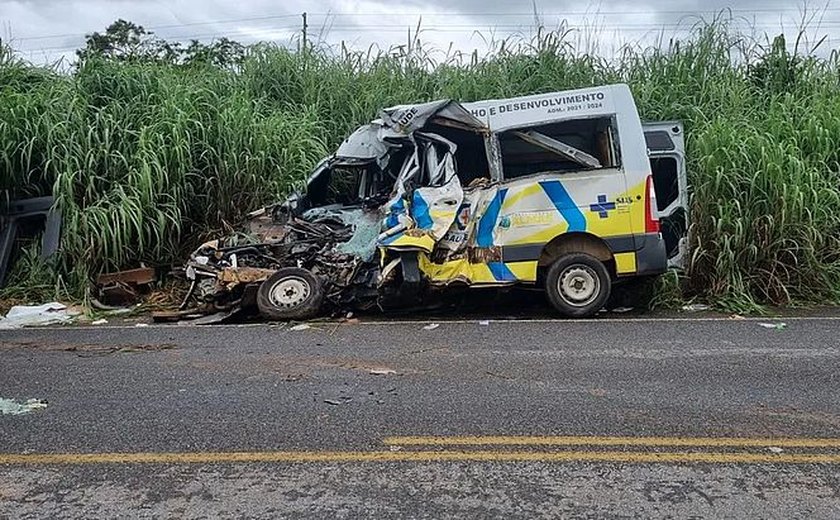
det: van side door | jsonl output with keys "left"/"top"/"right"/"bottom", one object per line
{"left": 643, "top": 121, "right": 688, "bottom": 268}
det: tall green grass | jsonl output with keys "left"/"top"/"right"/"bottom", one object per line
{"left": 2, "top": 21, "right": 840, "bottom": 309}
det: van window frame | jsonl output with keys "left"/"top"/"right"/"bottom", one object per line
{"left": 495, "top": 114, "right": 622, "bottom": 182}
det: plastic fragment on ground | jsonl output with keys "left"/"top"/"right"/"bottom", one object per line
{"left": 0, "top": 398, "right": 48, "bottom": 415}
{"left": 682, "top": 304, "right": 710, "bottom": 311}
{"left": 290, "top": 324, "right": 311, "bottom": 331}
{"left": 0, "top": 302, "right": 77, "bottom": 329}
{"left": 370, "top": 368, "right": 397, "bottom": 375}
{"left": 423, "top": 323, "right": 440, "bottom": 330}
{"left": 758, "top": 322, "right": 787, "bottom": 330}
{"left": 91, "top": 318, "right": 108, "bottom": 325}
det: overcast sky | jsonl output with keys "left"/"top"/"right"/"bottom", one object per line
{"left": 1, "top": 0, "right": 837, "bottom": 65}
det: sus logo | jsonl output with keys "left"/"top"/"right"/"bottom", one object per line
{"left": 456, "top": 203, "right": 471, "bottom": 230}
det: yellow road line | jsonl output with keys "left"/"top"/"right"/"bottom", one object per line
{"left": 384, "top": 435, "right": 840, "bottom": 449}
{"left": 1, "top": 450, "right": 839, "bottom": 465}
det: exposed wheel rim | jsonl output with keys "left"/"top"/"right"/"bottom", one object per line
{"left": 558, "top": 264, "right": 600, "bottom": 307}
{"left": 268, "top": 276, "right": 311, "bottom": 308}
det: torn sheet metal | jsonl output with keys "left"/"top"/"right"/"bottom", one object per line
{"left": 177, "top": 98, "right": 493, "bottom": 319}
{"left": 95, "top": 267, "right": 156, "bottom": 306}
{"left": 96, "top": 267, "right": 155, "bottom": 286}
{"left": 380, "top": 100, "right": 487, "bottom": 136}
{"left": 0, "top": 196, "right": 61, "bottom": 288}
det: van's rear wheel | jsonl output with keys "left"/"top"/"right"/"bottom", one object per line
{"left": 545, "top": 253, "right": 611, "bottom": 318}
{"left": 257, "top": 268, "right": 324, "bottom": 320}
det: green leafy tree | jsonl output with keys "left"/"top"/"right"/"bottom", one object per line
{"left": 77, "top": 19, "right": 245, "bottom": 68}
{"left": 77, "top": 19, "right": 180, "bottom": 63}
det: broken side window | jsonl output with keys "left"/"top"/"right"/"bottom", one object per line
{"left": 498, "top": 116, "right": 619, "bottom": 180}
{"left": 307, "top": 166, "right": 365, "bottom": 206}
{"left": 422, "top": 122, "right": 491, "bottom": 186}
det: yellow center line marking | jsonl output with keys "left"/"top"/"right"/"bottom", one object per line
{"left": 383, "top": 435, "right": 840, "bottom": 448}
{"left": 1, "top": 450, "right": 840, "bottom": 465}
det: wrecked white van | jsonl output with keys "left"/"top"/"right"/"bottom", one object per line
{"left": 182, "top": 84, "right": 687, "bottom": 320}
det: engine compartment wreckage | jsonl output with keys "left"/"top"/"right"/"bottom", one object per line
{"left": 178, "top": 85, "right": 687, "bottom": 321}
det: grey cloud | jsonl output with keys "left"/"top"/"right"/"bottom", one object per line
{"left": 1, "top": 0, "right": 835, "bottom": 64}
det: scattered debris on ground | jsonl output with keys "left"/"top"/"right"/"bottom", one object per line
{"left": 289, "top": 323, "right": 311, "bottom": 331}
{"left": 94, "top": 267, "right": 156, "bottom": 307}
{"left": 62, "top": 343, "right": 177, "bottom": 357}
{"left": 682, "top": 303, "right": 710, "bottom": 312}
{"left": 0, "top": 196, "right": 60, "bottom": 288}
{"left": 0, "top": 302, "right": 78, "bottom": 329}
{"left": 423, "top": 323, "right": 440, "bottom": 330}
{"left": 759, "top": 322, "right": 787, "bottom": 330}
{"left": 324, "top": 396, "right": 353, "bottom": 406}
{"left": 369, "top": 368, "right": 397, "bottom": 375}
{"left": 0, "top": 398, "right": 48, "bottom": 415}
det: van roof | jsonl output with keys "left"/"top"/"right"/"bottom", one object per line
{"left": 381, "top": 84, "right": 633, "bottom": 134}
{"left": 463, "top": 83, "right": 633, "bottom": 132}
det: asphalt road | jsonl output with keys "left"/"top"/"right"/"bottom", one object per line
{"left": 2, "top": 316, "right": 840, "bottom": 518}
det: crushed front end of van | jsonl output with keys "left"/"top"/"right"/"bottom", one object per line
{"left": 181, "top": 99, "right": 492, "bottom": 319}
{"left": 179, "top": 84, "right": 686, "bottom": 320}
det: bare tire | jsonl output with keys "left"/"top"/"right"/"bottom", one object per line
{"left": 257, "top": 268, "right": 324, "bottom": 320}
{"left": 545, "top": 253, "right": 611, "bottom": 318}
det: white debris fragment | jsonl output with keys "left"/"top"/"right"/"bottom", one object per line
{"left": 612, "top": 307, "right": 634, "bottom": 313}
{"left": 478, "top": 320, "right": 490, "bottom": 326}
{"left": 767, "top": 446, "right": 784, "bottom": 454}
{"left": 758, "top": 322, "right": 787, "bottom": 330}
{"left": 0, "top": 302, "right": 77, "bottom": 329}
{"left": 0, "top": 398, "right": 48, "bottom": 415}
{"left": 682, "top": 303, "right": 710, "bottom": 312}
{"left": 370, "top": 368, "right": 397, "bottom": 375}
{"left": 423, "top": 323, "right": 440, "bottom": 330}
{"left": 135, "top": 323, "right": 149, "bottom": 328}
{"left": 91, "top": 318, "right": 108, "bottom": 325}
{"left": 289, "top": 324, "right": 311, "bottom": 331}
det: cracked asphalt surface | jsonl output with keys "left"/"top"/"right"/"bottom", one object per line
{"left": 2, "top": 316, "right": 840, "bottom": 518}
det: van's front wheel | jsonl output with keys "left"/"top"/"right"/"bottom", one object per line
{"left": 257, "top": 268, "right": 325, "bottom": 321}
{"left": 545, "top": 253, "right": 611, "bottom": 318}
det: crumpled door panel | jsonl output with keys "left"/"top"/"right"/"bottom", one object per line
{"left": 378, "top": 138, "right": 463, "bottom": 253}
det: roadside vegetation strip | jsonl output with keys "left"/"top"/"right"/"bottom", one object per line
{"left": 3, "top": 19, "right": 840, "bottom": 311}
{"left": 2, "top": 450, "right": 840, "bottom": 465}
{"left": 383, "top": 436, "right": 840, "bottom": 449}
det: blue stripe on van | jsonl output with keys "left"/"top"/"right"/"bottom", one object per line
{"left": 476, "top": 188, "right": 508, "bottom": 247}
{"left": 411, "top": 191, "right": 433, "bottom": 229}
{"left": 539, "top": 180, "right": 586, "bottom": 232}
{"left": 488, "top": 262, "right": 517, "bottom": 281}
{"left": 385, "top": 198, "right": 405, "bottom": 228}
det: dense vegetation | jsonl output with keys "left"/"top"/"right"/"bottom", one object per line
{"left": 2, "top": 19, "right": 839, "bottom": 310}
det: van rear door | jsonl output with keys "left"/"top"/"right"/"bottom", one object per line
{"left": 643, "top": 121, "right": 688, "bottom": 268}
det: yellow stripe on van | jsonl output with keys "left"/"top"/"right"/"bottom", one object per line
{"left": 501, "top": 183, "right": 544, "bottom": 211}
{"left": 506, "top": 261, "right": 538, "bottom": 281}
{"left": 502, "top": 224, "right": 567, "bottom": 246}
{"left": 614, "top": 252, "right": 637, "bottom": 274}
